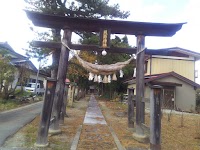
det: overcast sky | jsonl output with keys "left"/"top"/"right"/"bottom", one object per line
{"left": 0, "top": 0, "right": 200, "bottom": 83}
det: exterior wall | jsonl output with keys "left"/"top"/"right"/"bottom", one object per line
{"left": 11, "top": 71, "right": 19, "bottom": 88}
{"left": 145, "top": 57, "right": 195, "bottom": 81}
{"left": 144, "top": 86, "right": 151, "bottom": 108}
{"left": 145, "top": 57, "right": 151, "bottom": 75}
{"left": 29, "top": 73, "right": 46, "bottom": 83}
{"left": 13, "top": 69, "right": 46, "bottom": 90}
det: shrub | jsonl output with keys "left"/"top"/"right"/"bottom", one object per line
{"left": 14, "top": 89, "right": 32, "bottom": 97}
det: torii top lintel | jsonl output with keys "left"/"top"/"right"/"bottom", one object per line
{"left": 25, "top": 10, "right": 185, "bottom": 37}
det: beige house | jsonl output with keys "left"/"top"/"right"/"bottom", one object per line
{"left": 125, "top": 47, "right": 200, "bottom": 112}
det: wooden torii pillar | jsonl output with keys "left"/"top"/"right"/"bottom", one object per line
{"left": 133, "top": 35, "right": 148, "bottom": 142}
{"left": 49, "top": 28, "right": 71, "bottom": 134}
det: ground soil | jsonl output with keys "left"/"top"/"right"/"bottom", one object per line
{"left": 2, "top": 95, "right": 200, "bottom": 150}
{"left": 99, "top": 100, "right": 149, "bottom": 150}
{"left": 77, "top": 124, "right": 117, "bottom": 150}
{"left": 98, "top": 99, "right": 200, "bottom": 150}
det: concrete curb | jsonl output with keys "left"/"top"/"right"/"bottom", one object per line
{"left": 70, "top": 125, "right": 82, "bottom": 150}
{"left": 109, "top": 126, "right": 126, "bottom": 150}
{"left": 0, "top": 101, "right": 43, "bottom": 115}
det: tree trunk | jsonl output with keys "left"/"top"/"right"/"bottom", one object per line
{"left": 3, "top": 83, "right": 9, "bottom": 100}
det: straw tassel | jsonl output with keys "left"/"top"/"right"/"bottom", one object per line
{"left": 103, "top": 75, "right": 108, "bottom": 83}
{"left": 112, "top": 73, "right": 117, "bottom": 81}
{"left": 94, "top": 74, "right": 98, "bottom": 82}
{"left": 119, "top": 70, "right": 124, "bottom": 78}
{"left": 108, "top": 75, "right": 111, "bottom": 83}
{"left": 98, "top": 75, "right": 102, "bottom": 83}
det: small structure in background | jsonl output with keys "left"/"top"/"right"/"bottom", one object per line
{"left": 125, "top": 47, "right": 200, "bottom": 112}
{"left": 67, "top": 79, "right": 75, "bottom": 107}
{"left": 89, "top": 85, "right": 98, "bottom": 94}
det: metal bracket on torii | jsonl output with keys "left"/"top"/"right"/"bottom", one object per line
{"left": 25, "top": 10, "right": 185, "bottom": 147}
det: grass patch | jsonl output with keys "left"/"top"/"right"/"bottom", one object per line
{"left": 0, "top": 95, "right": 43, "bottom": 112}
{"left": 23, "top": 123, "right": 38, "bottom": 147}
{"left": 0, "top": 99, "right": 20, "bottom": 112}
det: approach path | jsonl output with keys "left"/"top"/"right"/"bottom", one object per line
{"left": 72, "top": 95, "right": 125, "bottom": 150}
{"left": 0, "top": 101, "right": 43, "bottom": 146}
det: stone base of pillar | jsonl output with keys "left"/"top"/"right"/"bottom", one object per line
{"left": 127, "top": 127, "right": 135, "bottom": 132}
{"left": 59, "top": 121, "right": 64, "bottom": 125}
{"left": 150, "top": 143, "right": 161, "bottom": 150}
{"left": 132, "top": 132, "right": 149, "bottom": 143}
{"left": 59, "top": 117, "right": 64, "bottom": 125}
{"left": 34, "top": 142, "right": 49, "bottom": 148}
{"left": 48, "top": 128, "right": 62, "bottom": 135}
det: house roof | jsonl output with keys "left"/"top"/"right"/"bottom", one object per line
{"left": 13, "top": 60, "right": 38, "bottom": 72}
{"left": 125, "top": 71, "right": 200, "bottom": 89}
{"left": 25, "top": 10, "right": 185, "bottom": 37}
{"left": 0, "top": 42, "right": 27, "bottom": 59}
{"left": 0, "top": 42, "right": 14, "bottom": 52}
{"left": 149, "top": 81, "right": 182, "bottom": 87}
{"left": 146, "top": 47, "right": 200, "bottom": 60}
{"left": 0, "top": 42, "right": 49, "bottom": 76}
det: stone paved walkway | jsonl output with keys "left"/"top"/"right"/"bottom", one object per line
{"left": 83, "top": 95, "right": 107, "bottom": 125}
{"left": 74, "top": 95, "right": 124, "bottom": 150}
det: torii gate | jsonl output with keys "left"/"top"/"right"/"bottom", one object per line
{"left": 25, "top": 10, "right": 184, "bottom": 149}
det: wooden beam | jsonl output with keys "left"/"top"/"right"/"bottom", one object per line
{"left": 32, "top": 41, "right": 61, "bottom": 49}
{"left": 32, "top": 41, "right": 137, "bottom": 54}
{"left": 25, "top": 10, "right": 185, "bottom": 37}
{"left": 71, "top": 44, "right": 137, "bottom": 54}
{"left": 132, "top": 95, "right": 150, "bottom": 103}
{"left": 150, "top": 81, "right": 182, "bottom": 87}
